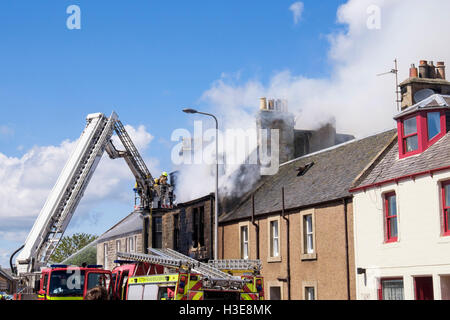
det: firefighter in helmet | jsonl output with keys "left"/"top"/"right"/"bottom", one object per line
{"left": 159, "top": 172, "right": 169, "bottom": 185}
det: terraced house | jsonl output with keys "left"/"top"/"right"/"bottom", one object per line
{"left": 218, "top": 129, "right": 396, "bottom": 300}
{"left": 351, "top": 60, "right": 450, "bottom": 300}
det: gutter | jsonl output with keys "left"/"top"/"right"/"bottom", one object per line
{"left": 281, "top": 187, "right": 291, "bottom": 300}
{"left": 251, "top": 194, "right": 260, "bottom": 260}
{"left": 343, "top": 198, "right": 351, "bottom": 300}
{"left": 349, "top": 164, "right": 450, "bottom": 193}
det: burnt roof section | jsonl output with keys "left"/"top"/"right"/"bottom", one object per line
{"left": 353, "top": 131, "right": 450, "bottom": 189}
{"left": 394, "top": 94, "right": 450, "bottom": 119}
{"left": 220, "top": 129, "right": 397, "bottom": 223}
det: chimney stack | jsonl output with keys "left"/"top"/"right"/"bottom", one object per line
{"left": 437, "top": 61, "right": 446, "bottom": 80}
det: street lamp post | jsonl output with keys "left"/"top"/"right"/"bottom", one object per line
{"left": 183, "top": 108, "right": 219, "bottom": 260}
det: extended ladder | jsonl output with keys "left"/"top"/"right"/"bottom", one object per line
{"left": 16, "top": 113, "right": 118, "bottom": 274}
{"left": 116, "top": 252, "right": 189, "bottom": 269}
{"left": 150, "top": 248, "right": 238, "bottom": 281}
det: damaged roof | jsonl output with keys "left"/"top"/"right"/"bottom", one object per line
{"left": 220, "top": 129, "right": 397, "bottom": 223}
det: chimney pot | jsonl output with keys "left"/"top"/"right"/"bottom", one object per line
{"left": 419, "top": 60, "right": 429, "bottom": 78}
{"left": 437, "top": 61, "right": 446, "bottom": 80}
{"left": 410, "top": 64, "right": 418, "bottom": 78}
{"left": 259, "top": 97, "right": 267, "bottom": 110}
{"left": 429, "top": 61, "right": 436, "bottom": 79}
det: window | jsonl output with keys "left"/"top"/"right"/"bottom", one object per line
{"left": 304, "top": 215, "right": 314, "bottom": 253}
{"left": 127, "top": 237, "right": 135, "bottom": 253}
{"left": 270, "top": 220, "right": 279, "bottom": 258}
{"left": 240, "top": 225, "right": 249, "bottom": 260}
{"left": 152, "top": 216, "right": 162, "bottom": 249}
{"left": 116, "top": 240, "right": 121, "bottom": 253}
{"left": 441, "top": 181, "right": 450, "bottom": 236}
{"left": 378, "top": 278, "right": 404, "bottom": 300}
{"left": 384, "top": 192, "right": 398, "bottom": 243}
{"left": 192, "top": 206, "right": 205, "bottom": 248}
{"left": 305, "top": 287, "right": 315, "bottom": 300}
{"left": 301, "top": 210, "right": 316, "bottom": 260}
{"left": 269, "top": 286, "right": 281, "bottom": 300}
{"left": 173, "top": 214, "right": 180, "bottom": 251}
{"left": 397, "top": 111, "right": 446, "bottom": 159}
{"left": 427, "top": 112, "right": 441, "bottom": 140}
{"left": 403, "top": 117, "right": 419, "bottom": 153}
{"left": 103, "top": 243, "right": 108, "bottom": 268}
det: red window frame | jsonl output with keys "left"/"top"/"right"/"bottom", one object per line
{"left": 378, "top": 277, "right": 404, "bottom": 300}
{"left": 441, "top": 181, "right": 450, "bottom": 236}
{"left": 384, "top": 192, "right": 398, "bottom": 243}
{"left": 397, "top": 110, "right": 446, "bottom": 159}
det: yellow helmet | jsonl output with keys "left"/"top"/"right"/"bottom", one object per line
{"left": 162, "top": 172, "right": 168, "bottom": 177}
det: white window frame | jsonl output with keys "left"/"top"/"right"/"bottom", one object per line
{"left": 300, "top": 209, "right": 317, "bottom": 260}
{"left": 103, "top": 243, "right": 108, "bottom": 268}
{"left": 116, "top": 240, "right": 121, "bottom": 253}
{"left": 239, "top": 222, "right": 250, "bottom": 260}
{"left": 267, "top": 216, "right": 281, "bottom": 262}
{"left": 302, "top": 280, "right": 318, "bottom": 300}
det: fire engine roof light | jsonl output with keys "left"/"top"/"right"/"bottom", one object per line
{"left": 87, "top": 265, "right": 103, "bottom": 268}
{"left": 50, "top": 264, "right": 68, "bottom": 268}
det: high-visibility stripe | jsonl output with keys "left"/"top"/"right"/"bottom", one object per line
{"left": 130, "top": 274, "right": 179, "bottom": 284}
{"left": 189, "top": 280, "right": 202, "bottom": 292}
{"left": 240, "top": 293, "right": 258, "bottom": 300}
{"left": 189, "top": 291, "right": 203, "bottom": 300}
{"left": 46, "top": 295, "right": 84, "bottom": 300}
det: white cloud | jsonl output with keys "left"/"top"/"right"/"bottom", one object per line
{"left": 289, "top": 2, "right": 304, "bottom": 24}
{"left": 0, "top": 123, "right": 158, "bottom": 243}
{"left": 176, "top": 0, "right": 450, "bottom": 200}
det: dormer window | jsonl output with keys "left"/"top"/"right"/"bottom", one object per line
{"left": 395, "top": 94, "right": 449, "bottom": 159}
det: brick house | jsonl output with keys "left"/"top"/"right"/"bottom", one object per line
{"left": 218, "top": 129, "right": 396, "bottom": 300}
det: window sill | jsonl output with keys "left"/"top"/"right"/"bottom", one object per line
{"left": 301, "top": 253, "right": 317, "bottom": 261}
{"left": 267, "top": 256, "right": 282, "bottom": 263}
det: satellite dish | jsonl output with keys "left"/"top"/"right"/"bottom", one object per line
{"left": 414, "top": 88, "right": 435, "bottom": 103}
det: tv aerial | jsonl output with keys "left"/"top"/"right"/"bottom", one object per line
{"left": 377, "top": 59, "right": 401, "bottom": 111}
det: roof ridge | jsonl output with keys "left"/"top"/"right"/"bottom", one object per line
{"left": 280, "top": 127, "right": 396, "bottom": 167}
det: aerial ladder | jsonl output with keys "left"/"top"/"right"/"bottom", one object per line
{"left": 11, "top": 112, "right": 173, "bottom": 289}
{"left": 116, "top": 249, "right": 250, "bottom": 290}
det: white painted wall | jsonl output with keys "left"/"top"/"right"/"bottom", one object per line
{"left": 353, "top": 169, "right": 450, "bottom": 300}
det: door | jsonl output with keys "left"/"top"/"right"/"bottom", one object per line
{"left": 415, "top": 277, "right": 434, "bottom": 300}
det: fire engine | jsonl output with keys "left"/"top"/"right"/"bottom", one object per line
{"left": 109, "top": 248, "right": 265, "bottom": 301}
{"left": 10, "top": 112, "right": 173, "bottom": 299}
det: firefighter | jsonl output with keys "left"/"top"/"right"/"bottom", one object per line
{"left": 85, "top": 286, "right": 108, "bottom": 300}
{"left": 154, "top": 178, "right": 160, "bottom": 187}
{"left": 159, "top": 172, "right": 169, "bottom": 185}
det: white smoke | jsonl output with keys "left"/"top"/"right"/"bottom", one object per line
{"left": 174, "top": 0, "right": 450, "bottom": 203}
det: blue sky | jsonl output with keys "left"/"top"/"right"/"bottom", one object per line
{"left": 1, "top": 0, "right": 399, "bottom": 266}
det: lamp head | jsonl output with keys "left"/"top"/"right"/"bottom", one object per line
{"left": 182, "top": 108, "right": 198, "bottom": 114}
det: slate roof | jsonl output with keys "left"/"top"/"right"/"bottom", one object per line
{"left": 220, "top": 129, "right": 397, "bottom": 223}
{"left": 97, "top": 211, "right": 143, "bottom": 243}
{"left": 394, "top": 94, "right": 450, "bottom": 119}
{"left": 353, "top": 131, "right": 450, "bottom": 189}
{"left": 0, "top": 267, "right": 13, "bottom": 281}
